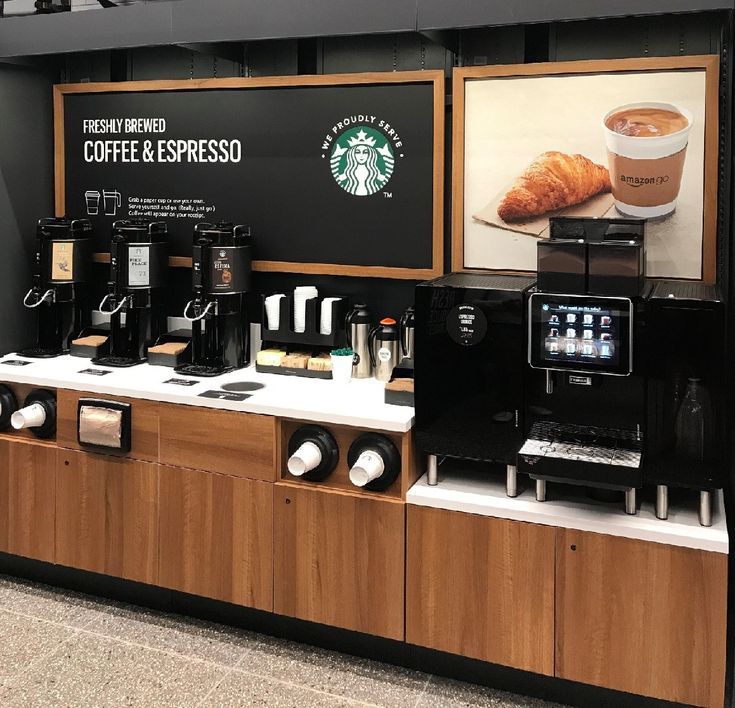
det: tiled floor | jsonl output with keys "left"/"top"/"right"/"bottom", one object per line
{"left": 0, "top": 574, "right": 566, "bottom": 707}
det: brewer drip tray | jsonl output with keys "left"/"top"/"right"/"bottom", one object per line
{"left": 519, "top": 421, "right": 642, "bottom": 468}
{"left": 220, "top": 382, "right": 265, "bottom": 393}
{"left": 17, "top": 347, "right": 63, "bottom": 359}
{"left": 174, "top": 363, "right": 233, "bottom": 378}
{"left": 92, "top": 355, "right": 143, "bottom": 368}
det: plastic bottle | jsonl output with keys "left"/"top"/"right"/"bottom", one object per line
{"left": 674, "top": 378, "right": 711, "bottom": 461}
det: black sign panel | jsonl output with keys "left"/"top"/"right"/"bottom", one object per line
{"left": 60, "top": 78, "right": 440, "bottom": 276}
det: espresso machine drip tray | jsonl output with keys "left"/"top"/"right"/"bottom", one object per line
{"left": 520, "top": 421, "right": 642, "bottom": 467}
{"left": 518, "top": 420, "right": 643, "bottom": 491}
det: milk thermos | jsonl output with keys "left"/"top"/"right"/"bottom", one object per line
{"left": 369, "top": 318, "right": 400, "bottom": 383}
{"left": 399, "top": 306, "right": 415, "bottom": 362}
{"left": 345, "top": 303, "right": 373, "bottom": 379}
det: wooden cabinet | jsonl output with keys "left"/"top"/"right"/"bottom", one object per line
{"left": 0, "top": 436, "right": 55, "bottom": 563}
{"left": 556, "top": 529, "right": 727, "bottom": 707}
{"left": 406, "top": 506, "right": 555, "bottom": 675}
{"left": 159, "top": 404, "right": 276, "bottom": 481}
{"left": 274, "top": 484, "right": 405, "bottom": 640}
{"left": 57, "top": 390, "right": 160, "bottom": 462}
{"left": 158, "top": 465, "right": 273, "bottom": 610}
{"left": 55, "top": 449, "right": 159, "bottom": 584}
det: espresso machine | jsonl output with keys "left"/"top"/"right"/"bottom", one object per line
{"left": 518, "top": 217, "right": 648, "bottom": 513}
{"left": 95, "top": 220, "right": 168, "bottom": 367}
{"left": 415, "top": 273, "right": 534, "bottom": 493}
{"left": 19, "top": 217, "right": 93, "bottom": 357}
{"left": 175, "top": 222, "right": 253, "bottom": 377}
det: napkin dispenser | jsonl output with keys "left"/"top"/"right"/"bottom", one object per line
{"left": 77, "top": 399, "right": 132, "bottom": 453}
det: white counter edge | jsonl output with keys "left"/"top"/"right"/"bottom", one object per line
{"left": 0, "top": 356, "right": 414, "bottom": 433}
{"left": 407, "top": 473, "right": 729, "bottom": 554}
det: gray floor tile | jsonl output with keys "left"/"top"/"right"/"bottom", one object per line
{"left": 0, "top": 631, "right": 227, "bottom": 707}
{"left": 82, "top": 602, "right": 252, "bottom": 667}
{"left": 417, "top": 676, "right": 568, "bottom": 708}
{"left": 238, "top": 632, "right": 428, "bottom": 706}
{"left": 203, "top": 670, "right": 364, "bottom": 707}
{"left": 0, "top": 574, "right": 108, "bottom": 628}
{"left": 0, "top": 611, "right": 77, "bottom": 685}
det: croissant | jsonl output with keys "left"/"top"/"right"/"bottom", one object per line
{"left": 497, "top": 151, "right": 611, "bottom": 222}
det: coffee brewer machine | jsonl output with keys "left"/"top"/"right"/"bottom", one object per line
{"left": 20, "top": 217, "right": 93, "bottom": 357}
{"left": 176, "top": 221, "right": 253, "bottom": 377}
{"left": 415, "top": 273, "right": 534, "bottom": 493}
{"left": 519, "top": 217, "right": 648, "bottom": 513}
{"left": 95, "top": 220, "right": 168, "bottom": 367}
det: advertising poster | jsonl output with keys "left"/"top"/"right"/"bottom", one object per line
{"left": 457, "top": 58, "right": 718, "bottom": 280}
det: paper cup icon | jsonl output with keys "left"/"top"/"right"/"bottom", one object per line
{"left": 603, "top": 102, "right": 693, "bottom": 219}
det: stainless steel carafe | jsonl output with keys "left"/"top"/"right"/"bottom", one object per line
{"left": 345, "top": 303, "right": 372, "bottom": 379}
{"left": 400, "top": 306, "right": 415, "bottom": 361}
{"left": 369, "top": 317, "right": 400, "bottom": 383}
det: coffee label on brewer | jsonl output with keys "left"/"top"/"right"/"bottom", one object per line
{"left": 212, "top": 249, "right": 233, "bottom": 291}
{"left": 127, "top": 245, "right": 150, "bottom": 286}
{"left": 51, "top": 241, "right": 74, "bottom": 281}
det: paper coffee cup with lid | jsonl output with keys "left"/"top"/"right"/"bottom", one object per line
{"left": 603, "top": 101, "right": 693, "bottom": 218}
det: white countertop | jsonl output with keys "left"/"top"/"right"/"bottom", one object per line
{"left": 407, "top": 467, "right": 729, "bottom": 554}
{"left": 0, "top": 354, "right": 415, "bottom": 433}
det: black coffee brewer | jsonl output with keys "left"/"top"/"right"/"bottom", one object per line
{"left": 175, "top": 221, "right": 253, "bottom": 377}
{"left": 19, "top": 217, "right": 93, "bottom": 358}
{"left": 519, "top": 217, "right": 648, "bottom": 514}
{"left": 94, "top": 220, "right": 169, "bottom": 367}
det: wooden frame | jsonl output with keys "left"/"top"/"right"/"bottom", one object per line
{"left": 451, "top": 56, "right": 720, "bottom": 283}
{"left": 54, "top": 71, "right": 445, "bottom": 281}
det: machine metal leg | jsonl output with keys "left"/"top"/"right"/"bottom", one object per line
{"left": 535, "top": 479, "right": 547, "bottom": 502}
{"left": 506, "top": 465, "right": 518, "bottom": 498}
{"left": 625, "top": 487, "right": 637, "bottom": 515}
{"left": 699, "top": 490, "right": 712, "bottom": 527}
{"left": 427, "top": 454, "right": 438, "bottom": 486}
{"left": 655, "top": 485, "right": 669, "bottom": 520}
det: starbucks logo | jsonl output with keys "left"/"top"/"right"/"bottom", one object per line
{"left": 329, "top": 126, "right": 395, "bottom": 197}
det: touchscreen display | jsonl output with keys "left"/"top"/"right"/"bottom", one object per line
{"left": 541, "top": 302, "right": 618, "bottom": 366}
{"left": 529, "top": 294, "right": 633, "bottom": 375}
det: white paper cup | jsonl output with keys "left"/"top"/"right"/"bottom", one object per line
{"left": 349, "top": 449, "right": 385, "bottom": 487}
{"left": 11, "top": 403, "right": 46, "bottom": 430}
{"left": 603, "top": 102, "right": 693, "bottom": 218}
{"left": 287, "top": 441, "right": 322, "bottom": 476}
{"left": 265, "top": 294, "right": 285, "bottom": 330}
{"left": 320, "top": 297, "right": 341, "bottom": 335}
{"left": 331, "top": 354, "right": 353, "bottom": 384}
{"left": 294, "top": 294, "right": 317, "bottom": 333}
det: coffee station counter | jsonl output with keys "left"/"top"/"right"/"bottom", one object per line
{"left": 0, "top": 353, "right": 414, "bottom": 432}
{"left": 407, "top": 467, "right": 729, "bottom": 553}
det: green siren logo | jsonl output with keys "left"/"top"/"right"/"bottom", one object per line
{"left": 322, "top": 118, "right": 403, "bottom": 197}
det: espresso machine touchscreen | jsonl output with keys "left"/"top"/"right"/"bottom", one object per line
{"left": 529, "top": 295, "right": 632, "bottom": 375}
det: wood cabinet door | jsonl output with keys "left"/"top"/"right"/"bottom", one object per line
{"left": 556, "top": 529, "right": 727, "bottom": 707}
{"left": 56, "top": 450, "right": 159, "bottom": 584}
{"left": 274, "top": 484, "right": 405, "bottom": 640}
{"left": 406, "top": 506, "right": 555, "bottom": 675}
{"left": 159, "top": 404, "right": 276, "bottom": 482}
{"left": 0, "top": 437, "right": 55, "bottom": 563}
{"left": 158, "top": 465, "right": 273, "bottom": 610}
